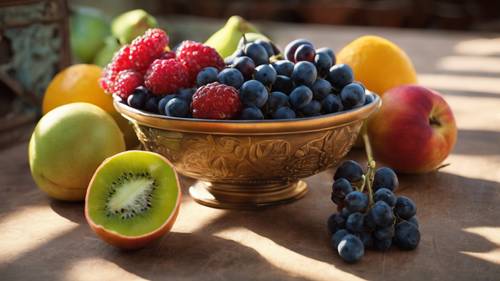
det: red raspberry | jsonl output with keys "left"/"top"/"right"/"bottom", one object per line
{"left": 100, "top": 45, "right": 133, "bottom": 93}
{"left": 113, "top": 70, "right": 144, "bottom": 99}
{"left": 176, "top": 41, "right": 224, "bottom": 85}
{"left": 144, "top": 59, "right": 189, "bottom": 95}
{"left": 192, "top": 82, "right": 241, "bottom": 119}
{"left": 129, "top": 28, "right": 169, "bottom": 72}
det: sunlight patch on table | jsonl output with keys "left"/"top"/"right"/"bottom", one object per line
{"left": 436, "top": 56, "right": 500, "bottom": 74}
{"left": 0, "top": 206, "right": 77, "bottom": 263}
{"left": 454, "top": 38, "right": 500, "bottom": 56}
{"left": 170, "top": 198, "right": 226, "bottom": 233}
{"left": 444, "top": 154, "right": 500, "bottom": 183}
{"left": 215, "top": 228, "right": 365, "bottom": 281}
{"left": 419, "top": 74, "right": 500, "bottom": 95}
{"left": 65, "top": 258, "right": 146, "bottom": 281}
{"left": 461, "top": 227, "right": 500, "bottom": 265}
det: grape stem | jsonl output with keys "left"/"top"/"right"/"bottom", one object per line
{"left": 362, "top": 132, "right": 376, "bottom": 206}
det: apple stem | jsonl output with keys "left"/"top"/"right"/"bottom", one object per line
{"left": 362, "top": 132, "right": 376, "bottom": 206}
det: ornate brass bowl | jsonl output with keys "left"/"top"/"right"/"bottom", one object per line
{"left": 114, "top": 93, "right": 380, "bottom": 209}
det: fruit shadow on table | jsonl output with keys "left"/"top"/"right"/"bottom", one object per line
{"left": 453, "top": 129, "right": 500, "bottom": 156}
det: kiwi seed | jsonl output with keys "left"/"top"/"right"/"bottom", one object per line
{"left": 104, "top": 171, "right": 158, "bottom": 220}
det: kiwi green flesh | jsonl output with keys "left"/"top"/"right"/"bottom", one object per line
{"left": 87, "top": 151, "right": 178, "bottom": 237}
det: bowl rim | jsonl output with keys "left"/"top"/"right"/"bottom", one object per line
{"left": 114, "top": 91, "right": 381, "bottom": 135}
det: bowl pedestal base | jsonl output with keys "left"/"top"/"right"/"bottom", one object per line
{"left": 189, "top": 180, "right": 308, "bottom": 209}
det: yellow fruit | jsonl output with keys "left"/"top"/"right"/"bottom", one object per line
{"left": 42, "top": 64, "right": 139, "bottom": 147}
{"left": 337, "top": 35, "right": 417, "bottom": 96}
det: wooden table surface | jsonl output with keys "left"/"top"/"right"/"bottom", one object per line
{"left": 1, "top": 21, "right": 500, "bottom": 281}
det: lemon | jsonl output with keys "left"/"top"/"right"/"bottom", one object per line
{"left": 337, "top": 35, "right": 417, "bottom": 96}
{"left": 42, "top": 64, "right": 138, "bottom": 147}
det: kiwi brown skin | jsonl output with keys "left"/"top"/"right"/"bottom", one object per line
{"left": 84, "top": 151, "right": 181, "bottom": 250}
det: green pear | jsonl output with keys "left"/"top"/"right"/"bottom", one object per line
{"left": 70, "top": 6, "right": 110, "bottom": 63}
{"left": 205, "top": 16, "right": 259, "bottom": 58}
{"left": 112, "top": 9, "right": 158, "bottom": 44}
{"left": 93, "top": 36, "right": 121, "bottom": 67}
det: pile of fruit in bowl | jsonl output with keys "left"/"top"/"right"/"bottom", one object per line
{"left": 100, "top": 27, "right": 375, "bottom": 120}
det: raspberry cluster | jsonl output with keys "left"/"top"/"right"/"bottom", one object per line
{"left": 100, "top": 28, "right": 224, "bottom": 103}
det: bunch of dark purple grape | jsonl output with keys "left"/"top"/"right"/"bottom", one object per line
{"left": 218, "top": 37, "right": 373, "bottom": 120}
{"left": 328, "top": 160, "right": 420, "bottom": 263}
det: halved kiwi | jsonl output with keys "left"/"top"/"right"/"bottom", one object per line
{"left": 85, "top": 150, "right": 181, "bottom": 249}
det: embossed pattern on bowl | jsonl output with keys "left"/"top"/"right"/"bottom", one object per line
{"left": 114, "top": 93, "right": 380, "bottom": 209}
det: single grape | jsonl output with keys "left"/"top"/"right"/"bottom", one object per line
{"left": 337, "top": 234, "right": 364, "bottom": 263}
{"left": 373, "top": 188, "right": 397, "bottom": 207}
{"left": 327, "top": 213, "right": 346, "bottom": 234}
{"left": 340, "top": 83, "right": 366, "bottom": 109}
{"left": 340, "top": 207, "right": 352, "bottom": 219}
{"left": 300, "top": 100, "right": 322, "bottom": 116}
{"left": 364, "top": 92, "right": 375, "bottom": 105}
{"left": 291, "top": 61, "right": 317, "bottom": 86}
{"left": 240, "top": 106, "right": 264, "bottom": 120}
{"left": 272, "top": 75, "right": 294, "bottom": 94}
{"left": 272, "top": 106, "right": 296, "bottom": 119}
{"left": 311, "top": 79, "right": 332, "bottom": 101}
{"left": 284, "top": 39, "right": 313, "bottom": 61}
{"left": 346, "top": 212, "right": 365, "bottom": 233}
{"left": 244, "top": 42, "right": 269, "bottom": 66}
{"left": 334, "top": 160, "right": 364, "bottom": 182}
{"left": 394, "top": 221, "right": 420, "bottom": 250}
{"left": 144, "top": 96, "right": 160, "bottom": 113}
{"left": 158, "top": 95, "right": 175, "bottom": 114}
{"left": 407, "top": 216, "right": 419, "bottom": 228}
{"left": 294, "top": 44, "right": 316, "bottom": 62}
{"left": 331, "top": 178, "right": 354, "bottom": 204}
{"left": 331, "top": 229, "right": 349, "bottom": 249}
{"left": 196, "top": 66, "right": 219, "bottom": 87}
{"left": 127, "top": 92, "right": 147, "bottom": 109}
{"left": 254, "top": 64, "right": 277, "bottom": 86}
{"left": 374, "top": 225, "right": 395, "bottom": 240}
{"left": 239, "top": 80, "right": 268, "bottom": 107}
{"left": 289, "top": 85, "right": 313, "bottom": 109}
{"left": 316, "top": 47, "right": 336, "bottom": 64}
{"left": 165, "top": 97, "right": 190, "bottom": 117}
{"left": 345, "top": 191, "right": 369, "bottom": 213}
{"left": 314, "top": 52, "right": 333, "bottom": 77}
{"left": 373, "top": 167, "right": 399, "bottom": 191}
{"left": 255, "top": 39, "right": 274, "bottom": 57}
{"left": 327, "top": 64, "right": 353, "bottom": 90}
{"left": 370, "top": 201, "right": 395, "bottom": 227}
{"left": 395, "top": 196, "right": 417, "bottom": 220}
{"left": 218, "top": 68, "right": 244, "bottom": 89}
{"left": 321, "top": 94, "right": 343, "bottom": 114}
{"left": 176, "top": 88, "right": 196, "bottom": 102}
{"left": 272, "top": 60, "right": 294, "bottom": 77}
{"left": 268, "top": 91, "right": 289, "bottom": 112}
{"left": 232, "top": 56, "right": 256, "bottom": 80}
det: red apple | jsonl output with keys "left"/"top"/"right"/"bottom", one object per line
{"left": 368, "top": 85, "right": 457, "bottom": 173}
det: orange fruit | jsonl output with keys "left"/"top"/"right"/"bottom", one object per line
{"left": 43, "top": 64, "right": 112, "bottom": 114}
{"left": 337, "top": 35, "right": 417, "bottom": 96}
{"left": 43, "top": 64, "right": 138, "bottom": 147}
